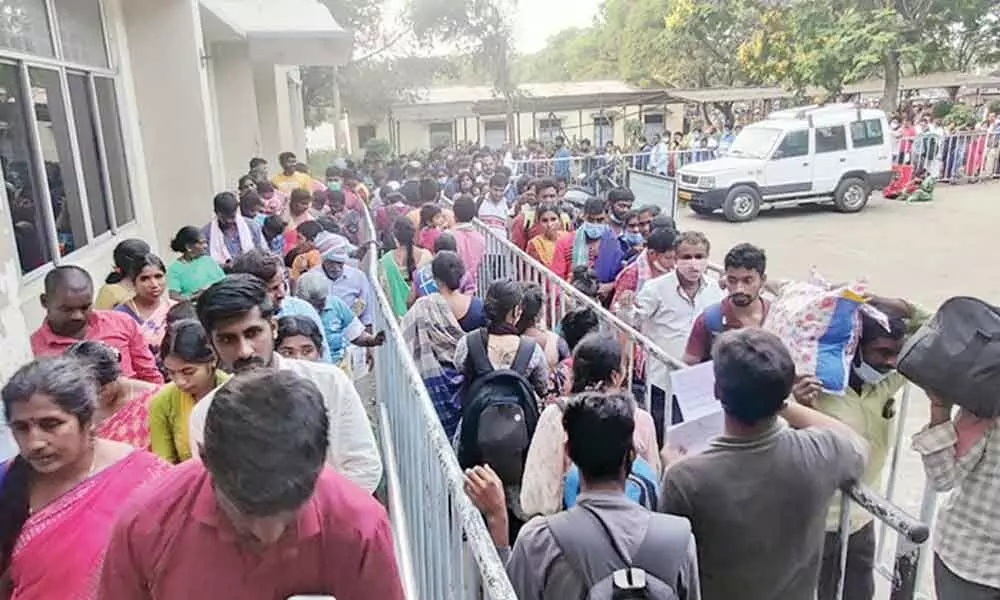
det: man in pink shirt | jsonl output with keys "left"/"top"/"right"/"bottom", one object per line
{"left": 98, "top": 369, "right": 404, "bottom": 600}
{"left": 30, "top": 265, "right": 163, "bottom": 384}
{"left": 451, "top": 195, "right": 486, "bottom": 288}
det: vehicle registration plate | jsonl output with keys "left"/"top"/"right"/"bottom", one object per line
{"left": 678, "top": 190, "right": 693, "bottom": 202}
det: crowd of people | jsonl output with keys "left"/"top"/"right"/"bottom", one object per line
{"left": 0, "top": 144, "right": 997, "bottom": 600}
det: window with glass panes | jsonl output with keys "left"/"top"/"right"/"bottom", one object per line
{"left": 0, "top": 0, "right": 133, "bottom": 275}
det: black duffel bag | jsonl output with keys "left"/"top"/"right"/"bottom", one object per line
{"left": 897, "top": 296, "right": 1000, "bottom": 418}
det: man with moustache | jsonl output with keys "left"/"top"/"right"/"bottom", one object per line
{"left": 683, "top": 243, "right": 769, "bottom": 365}
{"left": 185, "top": 274, "right": 382, "bottom": 493}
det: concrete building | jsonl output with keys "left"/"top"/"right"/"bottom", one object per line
{"left": 346, "top": 81, "right": 688, "bottom": 154}
{"left": 0, "top": 0, "right": 350, "bottom": 457}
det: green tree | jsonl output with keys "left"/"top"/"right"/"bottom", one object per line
{"left": 740, "top": 3, "right": 899, "bottom": 100}
{"left": 409, "top": 0, "right": 519, "bottom": 139}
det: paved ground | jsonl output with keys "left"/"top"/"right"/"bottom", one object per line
{"left": 677, "top": 181, "right": 1000, "bottom": 599}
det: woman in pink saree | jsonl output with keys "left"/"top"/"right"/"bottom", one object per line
{"left": 114, "top": 253, "right": 176, "bottom": 356}
{"left": 0, "top": 357, "right": 168, "bottom": 599}
{"left": 65, "top": 341, "right": 160, "bottom": 450}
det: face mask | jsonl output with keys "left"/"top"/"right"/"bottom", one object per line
{"left": 654, "top": 257, "right": 674, "bottom": 273}
{"left": 623, "top": 232, "right": 644, "bottom": 245}
{"left": 438, "top": 177, "right": 448, "bottom": 185}
{"left": 676, "top": 258, "right": 708, "bottom": 281}
{"left": 609, "top": 213, "right": 623, "bottom": 225}
{"left": 853, "top": 358, "right": 890, "bottom": 385}
{"left": 327, "top": 180, "right": 342, "bottom": 192}
{"left": 582, "top": 222, "right": 608, "bottom": 240}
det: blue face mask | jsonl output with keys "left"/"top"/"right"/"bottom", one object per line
{"left": 327, "top": 180, "right": 342, "bottom": 192}
{"left": 623, "top": 231, "right": 644, "bottom": 246}
{"left": 582, "top": 222, "right": 608, "bottom": 240}
{"left": 853, "top": 358, "right": 890, "bottom": 385}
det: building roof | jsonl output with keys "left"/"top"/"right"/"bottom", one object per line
{"left": 404, "top": 80, "right": 657, "bottom": 106}
{"left": 840, "top": 71, "right": 1000, "bottom": 95}
{"left": 667, "top": 86, "right": 794, "bottom": 104}
{"left": 200, "top": 0, "right": 352, "bottom": 65}
{"left": 389, "top": 80, "right": 676, "bottom": 119}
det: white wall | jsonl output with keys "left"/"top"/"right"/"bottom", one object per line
{"left": 211, "top": 41, "right": 264, "bottom": 187}
{"left": 122, "top": 0, "right": 220, "bottom": 251}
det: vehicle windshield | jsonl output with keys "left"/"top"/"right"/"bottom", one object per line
{"left": 726, "top": 127, "right": 782, "bottom": 159}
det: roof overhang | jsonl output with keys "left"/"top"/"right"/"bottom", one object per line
{"left": 200, "top": 0, "right": 353, "bottom": 66}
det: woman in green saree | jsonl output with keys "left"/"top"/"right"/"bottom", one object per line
{"left": 380, "top": 216, "right": 432, "bottom": 316}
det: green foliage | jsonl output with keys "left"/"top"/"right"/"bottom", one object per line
{"left": 989, "top": 100, "right": 1000, "bottom": 115}
{"left": 306, "top": 148, "right": 342, "bottom": 176}
{"left": 739, "top": 3, "right": 900, "bottom": 96}
{"left": 944, "top": 104, "right": 977, "bottom": 128}
{"left": 624, "top": 119, "right": 644, "bottom": 145}
{"left": 363, "top": 137, "right": 392, "bottom": 159}
{"left": 516, "top": 0, "right": 996, "bottom": 102}
{"left": 933, "top": 100, "right": 955, "bottom": 119}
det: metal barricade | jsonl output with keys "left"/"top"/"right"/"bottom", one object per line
{"left": 888, "top": 131, "right": 1000, "bottom": 186}
{"left": 362, "top": 210, "right": 517, "bottom": 600}
{"left": 473, "top": 219, "right": 688, "bottom": 418}
{"left": 511, "top": 148, "right": 722, "bottom": 185}
{"left": 473, "top": 223, "right": 933, "bottom": 599}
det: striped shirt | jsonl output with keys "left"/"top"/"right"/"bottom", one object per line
{"left": 912, "top": 417, "right": 1000, "bottom": 589}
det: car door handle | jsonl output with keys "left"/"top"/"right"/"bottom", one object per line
{"left": 839, "top": 158, "right": 847, "bottom": 163}
{"left": 802, "top": 162, "right": 810, "bottom": 167}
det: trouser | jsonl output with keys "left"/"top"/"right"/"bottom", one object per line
{"left": 935, "top": 554, "right": 1000, "bottom": 600}
{"left": 818, "top": 521, "right": 875, "bottom": 600}
{"left": 649, "top": 382, "right": 683, "bottom": 449}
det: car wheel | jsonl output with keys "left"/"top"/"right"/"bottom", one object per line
{"left": 690, "top": 204, "right": 714, "bottom": 216}
{"left": 722, "top": 186, "right": 761, "bottom": 222}
{"left": 834, "top": 177, "right": 870, "bottom": 213}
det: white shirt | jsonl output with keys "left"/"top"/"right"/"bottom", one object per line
{"left": 188, "top": 354, "right": 383, "bottom": 493}
{"left": 478, "top": 197, "right": 509, "bottom": 241}
{"left": 635, "top": 271, "right": 724, "bottom": 388}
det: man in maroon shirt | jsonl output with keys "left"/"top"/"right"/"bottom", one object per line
{"left": 683, "top": 243, "right": 770, "bottom": 365}
{"left": 29, "top": 265, "right": 163, "bottom": 384}
{"left": 98, "top": 369, "right": 404, "bottom": 600}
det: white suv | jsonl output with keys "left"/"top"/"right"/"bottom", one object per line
{"left": 677, "top": 104, "right": 895, "bottom": 222}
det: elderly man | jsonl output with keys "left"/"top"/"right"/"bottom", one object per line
{"left": 313, "top": 238, "right": 374, "bottom": 327}
{"left": 296, "top": 271, "right": 385, "bottom": 367}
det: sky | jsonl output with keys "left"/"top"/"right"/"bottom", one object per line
{"left": 513, "top": 0, "right": 603, "bottom": 54}
{"left": 381, "top": 0, "right": 604, "bottom": 55}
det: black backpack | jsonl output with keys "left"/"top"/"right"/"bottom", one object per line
{"left": 457, "top": 329, "right": 541, "bottom": 486}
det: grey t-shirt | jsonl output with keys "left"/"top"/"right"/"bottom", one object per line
{"left": 659, "top": 421, "right": 866, "bottom": 600}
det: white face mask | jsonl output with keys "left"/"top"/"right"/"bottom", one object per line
{"left": 853, "top": 359, "right": 889, "bottom": 385}
{"left": 676, "top": 258, "right": 708, "bottom": 281}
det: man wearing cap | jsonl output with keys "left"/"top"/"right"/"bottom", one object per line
{"left": 313, "top": 239, "right": 374, "bottom": 328}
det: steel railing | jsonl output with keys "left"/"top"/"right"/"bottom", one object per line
{"left": 471, "top": 220, "right": 933, "bottom": 599}
{"left": 511, "top": 130, "right": 1000, "bottom": 190}
{"left": 891, "top": 131, "right": 1000, "bottom": 183}
{"left": 361, "top": 209, "right": 517, "bottom": 600}
{"left": 511, "top": 148, "right": 722, "bottom": 184}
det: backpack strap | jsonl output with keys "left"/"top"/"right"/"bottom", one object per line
{"left": 703, "top": 302, "right": 725, "bottom": 335}
{"left": 631, "top": 513, "right": 693, "bottom": 589}
{"left": 467, "top": 329, "right": 494, "bottom": 376}
{"left": 547, "top": 504, "right": 632, "bottom": 590}
{"left": 510, "top": 337, "right": 536, "bottom": 374}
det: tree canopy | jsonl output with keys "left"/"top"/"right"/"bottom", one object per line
{"left": 303, "top": 0, "right": 999, "bottom": 130}
{"left": 517, "top": 0, "right": 999, "bottom": 105}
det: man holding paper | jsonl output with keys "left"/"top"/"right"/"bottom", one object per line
{"left": 659, "top": 328, "right": 868, "bottom": 600}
